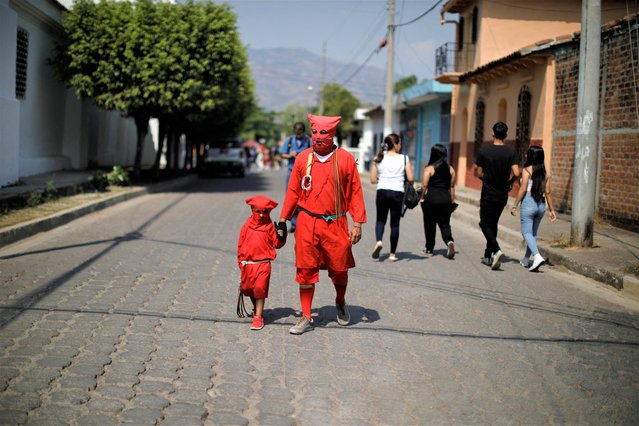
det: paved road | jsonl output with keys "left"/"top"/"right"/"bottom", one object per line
{"left": 1, "top": 169, "right": 638, "bottom": 425}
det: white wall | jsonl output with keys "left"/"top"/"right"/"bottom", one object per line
{"left": 0, "top": 0, "right": 21, "bottom": 186}
{"left": 17, "top": 15, "right": 71, "bottom": 176}
{"left": 0, "top": 0, "right": 158, "bottom": 185}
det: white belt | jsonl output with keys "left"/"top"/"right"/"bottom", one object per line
{"left": 240, "top": 259, "right": 271, "bottom": 266}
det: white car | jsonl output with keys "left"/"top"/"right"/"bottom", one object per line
{"left": 200, "top": 137, "right": 246, "bottom": 177}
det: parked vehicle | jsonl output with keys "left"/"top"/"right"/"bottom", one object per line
{"left": 200, "top": 137, "right": 246, "bottom": 177}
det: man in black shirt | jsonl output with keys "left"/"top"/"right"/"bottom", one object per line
{"left": 475, "top": 122, "right": 520, "bottom": 269}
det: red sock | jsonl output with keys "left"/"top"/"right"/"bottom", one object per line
{"left": 300, "top": 286, "right": 314, "bottom": 319}
{"left": 334, "top": 284, "right": 347, "bottom": 305}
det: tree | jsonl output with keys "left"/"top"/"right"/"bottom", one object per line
{"left": 277, "top": 103, "right": 310, "bottom": 138}
{"left": 242, "top": 107, "right": 279, "bottom": 145}
{"left": 394, "top": 75, "right": 418, "bottom": 93}
{"left": 51, "top": 0, "right": 254, "bottom": 174}
{"left": 321, "top": 83, "right": 360, "bottom": 143}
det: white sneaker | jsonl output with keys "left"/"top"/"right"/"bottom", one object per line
{"left": 529, "top": 253, "right": 545, "bottom": 272}
{"left": 446, "top": 241, "right": 455, "bottom": 259}
{"left": 289, "top": 316, "right": 314, "bottom": 335}
{"left": 519, "top": 257, "right": 530, "bottom": 267}
{"left": 388, "top": 254, "right": 398, "bottom": 262}
{"left": 491, "top": 250, "right": 503, "bottom": 270}
{"left": 372, "top": 241, "right": 383, "bottom": 259}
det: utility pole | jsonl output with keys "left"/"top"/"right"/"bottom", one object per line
{"left": 319, "top": 41, "right": 326, "bottom": 115}
{"left": 571, "top": 0, "right": 601, "bottom": 247}
{"left": 383, "top": 0, "right": 395, "bottom": 136}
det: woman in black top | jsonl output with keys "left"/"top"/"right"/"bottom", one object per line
{"left": 419, "top": 144, "right": 456, "bottom": 259}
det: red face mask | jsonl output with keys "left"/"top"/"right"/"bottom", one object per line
{"left": 308, "top": 114, "right": 341, "bottom": 156}
{"left": 245, "top": 195, "right": 278, "bottom": 225}
{"left": 251, "top": 208, "right": 271, "bottom": 224}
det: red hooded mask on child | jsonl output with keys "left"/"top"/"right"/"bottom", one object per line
{"left": 308, "top": 114, "right": 341, "bottom": 156}
{"left": 245, "top": 195, "right": 278, "bottom": 228}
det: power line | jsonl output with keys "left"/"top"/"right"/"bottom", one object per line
{"left": 339, "top": 31, "right": 389, "bottom": 86}
{"left": 393, "top": 0, "right": 444, "bottom": 28}
{"left": 328, "top": 6, "right": 388, "bottom": 82}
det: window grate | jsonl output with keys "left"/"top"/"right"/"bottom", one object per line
{"left": 16, "top": 28, "right": 29, "bottom": 99}
{"left": 516, "top": 86, "right": 531, "bottom": 165}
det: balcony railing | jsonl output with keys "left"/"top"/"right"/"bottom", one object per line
{"left": 435, "top": 42, "right": 476, "bottom": 76}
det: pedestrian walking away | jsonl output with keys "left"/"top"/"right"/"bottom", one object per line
{"left": 419, "top": 144, "right": 456, "bottom": 259}
{"left": 279, "top": 121, "right": 312, "bottom": 233}
{"left": 370, "top": 133, "right": 414, "bottom": 262}
{"left": 475, "top": 122, "right": 520, "bottom": 270}
{"left": 278, "top": 114, "right": 367, "bottom": 335}
{"left": 510, "top": 145, "right": 557, "bottom": 272}
{"left": 237, "top": 196, "right": 287, "bottom": 331}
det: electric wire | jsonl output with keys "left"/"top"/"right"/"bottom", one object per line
{"left": 338, "top": 30, "right": 389, "bottom": 87}
{"left": 328, "top": 6, "right": 388, "bottom": 82}
{"left": 399, "top": 28, "right": 435, "bottom": 76}
{"left": 393, "top": 0, "right": 444, "bottom": 28}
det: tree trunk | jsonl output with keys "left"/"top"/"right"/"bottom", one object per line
{"left": 154, "top": 118, "right": 167, "bottom": 174}
{"left": 183, "top": 133, "right": 192, "bottom": 171}
{"left": 133, "top": 113, "right": 150, "bottom": 176}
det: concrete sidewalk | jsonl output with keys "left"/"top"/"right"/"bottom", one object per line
{"left": 453, "top": 186, "right": 639, "bottom": 300}
{"left": 0, "top": 170, "right": 197, "bottom": 248}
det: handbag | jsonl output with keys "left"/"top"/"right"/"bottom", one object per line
{"left": 401, "top": 155, "right": 421, "bottom": 216}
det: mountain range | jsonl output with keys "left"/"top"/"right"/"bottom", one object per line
{"left": 247, "top": 47, "right": 389, "bottom": 111}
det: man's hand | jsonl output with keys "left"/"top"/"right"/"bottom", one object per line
{"left": 276, "top": 221, "right": 287, "bottom": 241}
{"left": 350, "top": 223, "right": 362, "bottom": 245}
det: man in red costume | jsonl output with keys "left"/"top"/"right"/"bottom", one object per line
{"left": 278, "top": 114, "right": 367, "bottom": 335}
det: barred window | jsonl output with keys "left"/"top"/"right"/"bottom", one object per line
{"left": 16, "top": 28, "right": 29, "bottom": 99}
{"left": 516, "top": 86, "right": 532, "bottom": 165}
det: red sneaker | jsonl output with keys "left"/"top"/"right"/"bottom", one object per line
{"left": 250, "top": 315, "right": 264, "bottom": 330}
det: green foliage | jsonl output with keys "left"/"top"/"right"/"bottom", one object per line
{"left": 89, "top": 171, "right": 109, "bottom": 192}
{"left": 394, "top": 75, "right": 418, "bottom": 93}
{"left": 26, "top": 181, "right": 58, "bottom": 207}
{"left": 276, "top": 103, "right": 310, "bottom": 137}
{"left": 50, "top": 0, "right": 255, "bottom": 170}
{"left": 107, "top": 166, "right": 130, "bottom": 186}
{"left": 242, "top": 107, "right": 280, "bottom": 145}
{"left": 321, "top": 83, "right": 360, "bottom": 142}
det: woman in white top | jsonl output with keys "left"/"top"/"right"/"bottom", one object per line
{"left": 369, "top": 134, "right": 414, "bottom": 262}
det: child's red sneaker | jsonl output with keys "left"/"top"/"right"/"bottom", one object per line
{"left": 250, "top": 315, "right": 264, "bottom": 330}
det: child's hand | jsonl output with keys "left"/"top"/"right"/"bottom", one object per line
{"left": 275, "top": 221, "right": 287, "bottom": 241}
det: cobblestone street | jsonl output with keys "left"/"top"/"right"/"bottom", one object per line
{"left": 1, "top": 169, "right": 638, "bottom": 425}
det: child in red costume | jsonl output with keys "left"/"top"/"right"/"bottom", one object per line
{"left": 238, "top": 195, "right": 287, "bottom": 330}
{"left": 278, "top": 114, "right": 367, "bottom": 335}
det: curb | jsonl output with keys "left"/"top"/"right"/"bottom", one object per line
{"left": 0, "top": 175, "right": 197, "bottom": 248}
{"left": 452, "top": 192, "right": 633, "bottom": 295}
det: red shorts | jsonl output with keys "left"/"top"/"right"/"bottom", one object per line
{"left": 294, "top": 212, "right": 355, "bottom": 271}
{"left": 240, "top": 262, "right": 271, "bottom": 299}
{"left": 296, "top": 268, "right": 348, "bottom": 285}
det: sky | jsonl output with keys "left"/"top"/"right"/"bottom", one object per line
{"left": 221, "top": 0, "right": 455, "bottom": 84}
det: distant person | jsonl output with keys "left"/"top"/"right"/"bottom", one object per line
{"left": 419, "top": 144, "right": 456, "bottom": 259}
{"left": 237, "top": 196, "right": 286, "bottom": 330}
{"left": 279, "top": 122, "right": 312, "bottom": 232}
{"left": 370, "top": 133, "right": 414, "bottom": 262}
{"left": 475, "top": 122, "right": 519, "bottom": 270}
{"left": 510, "top": 145, "right": 557, "bottom": 272}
